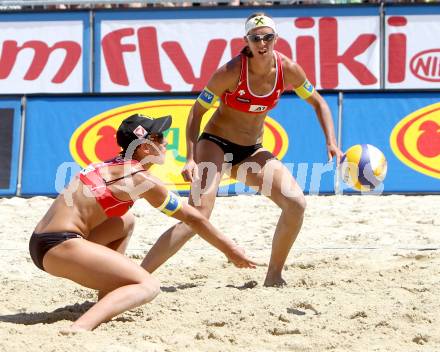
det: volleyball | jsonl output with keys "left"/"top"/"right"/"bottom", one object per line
{"left": 340, "top": 144, "right": 387, "bottom": 191}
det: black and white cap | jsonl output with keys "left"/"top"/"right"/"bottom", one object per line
{"left": 116, "top": 113, "right": 172, "bottom": 150}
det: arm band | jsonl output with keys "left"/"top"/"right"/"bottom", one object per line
{"left": 294, "top": 79, "right": 315, "bottom": 99}
{"left": 157, "top": 191, "right": 182, "bottom": 216}
{"left": 196, "top": 87, "right": 219, "bottom": 109}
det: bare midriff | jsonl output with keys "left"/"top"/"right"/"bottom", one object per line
{"left": 33, "top": 180, "right": 109, "bottom": 238}
{"left": 203, "top": 103, "right": 267, "bottom": 146}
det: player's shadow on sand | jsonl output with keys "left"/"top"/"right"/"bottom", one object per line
{"left": 0, "top": 301, "right": 94, "bottom": 325}
{"left": 160, "top": 283, "right": 198, "bottom": 292}
{"left": 287, "top": 308, "right": 306, "bottom": 316}
{"left": 226, "top": 280, "right": 258, "bottom": 290}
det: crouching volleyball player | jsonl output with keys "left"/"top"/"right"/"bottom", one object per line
{"left": 29, "top": 114, "right": 256, "bottom": 333}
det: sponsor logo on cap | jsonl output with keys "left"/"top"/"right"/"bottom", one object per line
{"left": 255, "top": 17, "right": 265, "bottom": 26}
{"left": 133, "top": 125, "right": 147, "bottom": 138}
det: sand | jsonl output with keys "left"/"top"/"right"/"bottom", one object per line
{"left": 0, "top": 194, "right": 439, "bottom": 352}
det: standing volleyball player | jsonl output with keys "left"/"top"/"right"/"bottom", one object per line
{"left": 142, "top": 13, "right": 343, "bottom": 286}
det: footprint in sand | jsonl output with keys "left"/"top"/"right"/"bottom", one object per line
{"left": 412, "top": 334, "right": 429, "bottom": 345}
{"left": 226, "top": 280, "right": 258, "bottom": 290}
{"left": 204, "top": 320, "right": 227, "bottom": 327}
{"left": 289, "top": 302, "right": 320, "bottom": 315}
{"left": 349, "top": 311, "right": 367, "bottom": 319}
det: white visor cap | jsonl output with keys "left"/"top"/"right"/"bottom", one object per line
{"left": 245, "top": 15, "right": 277, "bottom": 35}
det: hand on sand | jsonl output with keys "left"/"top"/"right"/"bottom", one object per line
{"left": 59, "top": 325, "right": 89, "bottom": 335}
{"left": 227, "top": 246, "right": 257, "bottom": 269}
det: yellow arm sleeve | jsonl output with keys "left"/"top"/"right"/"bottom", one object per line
{"left": 196, "top": 87, "right": 219, "bottom": 109}
{"left": 156, "top": 191, "right": 182, "bottom": 216}
{"left": 294, "top": 79, "right": 315, "bottom": 99}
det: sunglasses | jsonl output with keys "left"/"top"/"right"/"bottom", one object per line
{"left": 247, "top": 33, "right": 276, "bottom": 43}
{"left": 147, "top": 132, "right": 164, "bottom": 144}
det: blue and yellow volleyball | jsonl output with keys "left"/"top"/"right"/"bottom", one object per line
{"left": 340, "top": 144, "right": 387, "bottom": 191}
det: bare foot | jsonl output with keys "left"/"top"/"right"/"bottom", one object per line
{"left": 263, "top": 276, "right": 287, "bottom": 287}
{"left": 59, "top": 325, "right": 89, "bottom": 335}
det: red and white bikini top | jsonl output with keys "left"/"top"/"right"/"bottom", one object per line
{"left": 79, "top": 157, "right": 145, "bottom": 218}
{"left": 221, "top": 50, "right": 284, "bottom": 114}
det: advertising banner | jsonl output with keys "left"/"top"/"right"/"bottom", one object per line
{"left": 385, "top": 6, "right": 440, "bottom": 89}
{"left": 95, "top": 7, "right": 380, "bottom": 93}
{"left": 1, "top": 6, "right": 439, "bottom": 93}
{"left": 341, "top": 92, "right": 440, "bottom": 193}
{"left": 0, "top": 12, "right": 90, "bottom": 94}
{"left": 0, "top": 98, "right": 22, "bottom": 196}
{"left": 21, "top": 94, "right": 338, "bottom": 195}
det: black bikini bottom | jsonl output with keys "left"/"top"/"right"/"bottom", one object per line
{"left": 29, "top": 232, "right": 82, "bottom": 271}
{"left": 198, "top": 132, "right": 263, "bottom": 166}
